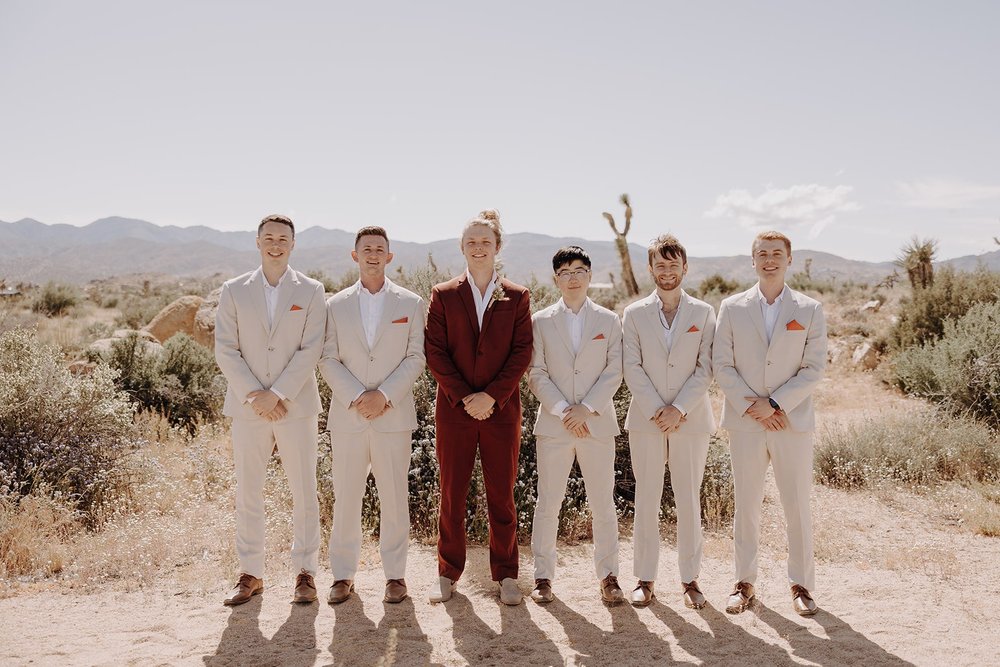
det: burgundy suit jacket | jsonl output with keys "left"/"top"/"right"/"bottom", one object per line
{"left": 425, "top": 274, "right": 533, "bottom": 424}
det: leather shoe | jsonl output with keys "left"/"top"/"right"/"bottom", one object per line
{"left": 428, "top": 576, "right": 454, "bottom": 603}
{"left": 293, "top": 570, "right": 317, "bottom": 603}
{"left": 725, "top": 581, "right": 755, "bottom": 614}
{"left": 792, "top": 584, "right": 818, "bottom": 616}
{"left": 327, "top": 579, "right": 354, "bottom": 605}
{"left": 499, "top": 577, "right": 522, "bottom": 606}
{"left": 682, "top": 580, "right": 706, "bottom": 609}
{"left": 223, "top": 573, "right": 263, "bottom": 606}
{"left": 384, "top": 578, "right": 408, "bottom": 603}
{"left": 530, "top": 578, "right": 554, "bottom": 603}
{"left": 630, "top": 580, "right": 655, "bottom": 607}
{"left": 600, "top": 574, "right": 625, "bottom": 605}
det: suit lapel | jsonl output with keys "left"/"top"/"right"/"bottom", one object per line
{"left": 370, "top": 285, "right": 401, "bottom": 350}
{"left": 644, "top": 295, "right": 670, "bottom": 357}
{"left": 246, "top": 268, "right": 270, "bottom": 335}
{"left": 457, "top": 275, "right": 481, "bottom": 337}
{"left": 269, "top": 270, "right": 298, "bottom": 337}
{"left": 768, "top": 289, "right": 798, "bottom": 351}
{"left": 670, "top": 291, "right": 693, "bottom": 342}
{"left": 579, "top": 299, "right": 602, "bottom": 352}
{"left": 552, "top": 305, "right": 575, "bottom": 357}
{"left": 346, "top": 284, "right": 368, "bottom": 351}
{"left": 745, "top": 288, "right": 768, "bottom": 346}
{"left": 480, "top": 278, "right": 501, "bottom": 336}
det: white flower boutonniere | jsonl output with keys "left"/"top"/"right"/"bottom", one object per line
{"left": 488, "top": 283, "right": 508, "bottom": 309}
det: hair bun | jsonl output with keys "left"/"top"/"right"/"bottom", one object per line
{"left": 478, "top": 209, "right": 500, "bottom": 223}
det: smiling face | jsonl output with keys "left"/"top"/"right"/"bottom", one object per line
{"left": 256, "top": 220, "right": 295, "bottom": 270}
{"left": 752, "top": 237, "right": 792, "bottom": 283}
{"left": 553, "top": 259, "right": 592, "bottom": 300}
{"left": 461, "top": 223, "right": 499, "bottom": 272}
{"left": 649, "top": 251, "right": 687, "bottom": 292}
{"left": 352, "top": 233, "right": 393, "bottom": 279}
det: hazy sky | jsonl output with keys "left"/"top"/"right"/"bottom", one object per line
{"left": 2, "top": 1, "right": 998, "bottom": 261}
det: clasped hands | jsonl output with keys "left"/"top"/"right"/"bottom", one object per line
{"left": 463, "top": 392, "right": 496, "bottom": 420}
{"left": 353, "top": 390, "right": 391, "bottom": 420}
{"left": 561, "top": 404, "right": 593, "bottom": 438}
{"left": 744, "top": 396, "right": 790, "bottom": 431}
{"left": 247, "top": 389, "right": 286, "bottom": 422}
{"left": 652, "top": 405, "right": 686, "bottom": 434}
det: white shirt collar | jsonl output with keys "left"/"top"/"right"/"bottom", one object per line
{"left": 556, "top": 297, "right": 590, "bottom": 316}
{"left": 755, "top": 283, "right": 787, "bottom": 305}
{"left": 262, "top": 265, "right": 292, "bottom": 290}
{"left": 358, "top": 276, "right": 391, "bottom": 296}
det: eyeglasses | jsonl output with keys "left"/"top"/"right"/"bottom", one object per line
{"left": 555, "top": 268, "right": 591, "bottom": 281}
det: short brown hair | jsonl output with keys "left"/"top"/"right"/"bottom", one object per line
{"left": 647, "top": 234, "right": 687, "bottom": 266}
{"left": 462, "top": 209, "right": 503, "bottom": 249}
{"left": 752, "top": 230, "right": 791, "bottom": 254}
{"left": 257, "top": 214, "right": 295, "bottom": 237}
{"left": 355, "top": 225, "right": 389, "bottom": 248}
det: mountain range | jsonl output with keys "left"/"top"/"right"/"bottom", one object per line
{"left": 3, "top": 216, "right": 998, "bottom": 288}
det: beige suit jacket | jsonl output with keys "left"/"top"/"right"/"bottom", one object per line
{"left": 623, "top": 290, "right": 716, "bottom": 435}
{"left": 527, "top": 298, "right": 623, "bottom": 439}
{"left": 215, "top": 267, "right": 327, "bottom": 421}
{"left": 713, "top": 284, "right": 827, "bottom": 432}
{"left": 320, "top": 279, "right": 426, "bottom": 434}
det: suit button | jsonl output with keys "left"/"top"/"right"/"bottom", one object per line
{"left": 370, "top": 357, "right": 375, "bottom": 361}
{"left": 574, "top": 370, "right": 580, "bottom": 375}
{"left": 767, "top": 361, "right": 773, "bottom": 365}
{"left": 268, "top": 347, "right": 274, "bottom": 351}
{"left": 668, "top": 363, "right": 674, "bottom": 368}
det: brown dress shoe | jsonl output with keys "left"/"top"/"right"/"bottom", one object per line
{"left": 630, "top": 580, "right": 655, "bottom": 607}
{"left": 601, "top": 574, "right": 625, "bottom": 605}
{"left": 725, "top": 581, "right": 755, "bottom": 614}
{"left": 530, "top": 579, "right": 554, "bottom": 603}
{"left": 682, "top": 580, "right": 706, "bottom": 609}
{"left": 792, "top": 584, "right": 818, "bottom": 616}
{"left": 327, "top": 579, "right": 354, "bottom": 605}
{"left": 223, "top": 573, "right": 263, "bottom": 606}
{"left": 293, "top": 570, "right": 318, "bottom": 603}
{"left": 384, "top": 578, "right": 408, "bottom": 603}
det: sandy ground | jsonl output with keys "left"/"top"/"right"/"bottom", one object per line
{"left": 3, "top": 472, "right": 998, "bottom": 667}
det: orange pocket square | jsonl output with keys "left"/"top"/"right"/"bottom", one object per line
{"left": 786, "top": 319, "right": 805, "bottom": 331}
{"left": 593, "top": 333, "right": 606, "bottom": 340}
{"left": 687, "top": 325, "right": 700, "bottom": 333}
{"left": 392, "top": 316, "right": 409, "bottom": 324}
{"left": 289, "top": 304, "right": 303, "bottom": 311}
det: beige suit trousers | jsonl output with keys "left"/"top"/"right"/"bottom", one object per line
{"left": 329, "top": 428, "right": 411, "bottom": 580}
{"left": 630, "top": 431, "right": 709, "bottom": 583}
{"left": 231, "top": 416, "right": 320, "bottom": 578}
{"left": 531, "top": 433, "right": 619, "bottom": 581}
{"left": 729, "top": 429, "right": 815, "bottom": 591}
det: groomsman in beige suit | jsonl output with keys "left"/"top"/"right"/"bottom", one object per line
{"left": 320, "top": 226, "right": 426, "bottom": 605}
{"left": 714, "top": 230, "right": 826, "bottom": 616}
{"left": 215, "top": 214, "right": 327, "bottom": 606}
{"left": 623, "top": 234, "right": 716, "bottom": 609}
{"left": 527, "top": 246, "right": 625, "bottom": 605}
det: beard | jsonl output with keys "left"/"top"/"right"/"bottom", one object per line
{"left": 655, "top": 274, "right": 681, "bottom": 290}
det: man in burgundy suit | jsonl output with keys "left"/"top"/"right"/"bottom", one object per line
{"left": 425, "top": 209, "right": 533, "bottom": 605}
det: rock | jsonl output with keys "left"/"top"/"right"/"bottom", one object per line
{"left": 193, "top": 287, "right": 222, "bottom": 348}
{"left": 851, "top": 341, "right": 879, "bottom": 370}
{"left": 828, "top": 338, "right": 851, "bottom": 365}
{"left": 861, "top": 299, "right": 882, "bottom": 313}
{"left": 142, "top": 295, "right": 204, "bottom": 344}
{"left": 113, "top": 328, "right": 158, "bottom": 342}
{"left": 89, "top": 331, "right": 164, "bottom": 358}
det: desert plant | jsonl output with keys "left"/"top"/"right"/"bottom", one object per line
{"left": 603, "top": 194, "right": 640, "bottom": 297}
{"left": 895, "top": 236, "right": 937, "bottom": 291}
{"left": 31, "top": 282, "right": 79, "bottom": 316}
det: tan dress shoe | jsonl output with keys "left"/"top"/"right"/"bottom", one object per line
{"left": 428, "top": 576, "right": 454, "bottom": 603}
{"left": 223, "top": 573, "right": 263, "bottom": 606}
{"left": 293, "top": 570, "right": 318, "bottom": 603}
{"left": 327, "top": 579, "right": 354, "bottom": 605}
{"left": 499, "top": 577, "right": 523, "bottom": 606}
{"left": 682, "top": 580, "right": 706, "bottom": 609}
{"left": 601, "top": 574, "right": 625, "bottom": 605}
{"left": 530, "top": 579, "right": 554, "bottom": 603}
{"left": 792, "top": 584, "right": 818, "bottom": 616}
{"left": 630, "top": 580, "right": 655, "bottom": 607}
{"left": 384, "top": 578, "right": 408, "bottom": 603}
{"left": 725, "top": 581, "right": 755, "bottom": 614}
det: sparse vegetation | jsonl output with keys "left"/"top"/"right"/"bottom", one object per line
{"left": 31, "top": 282, "right": 80, "bottom": 316}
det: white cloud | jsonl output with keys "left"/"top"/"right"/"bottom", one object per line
{"left": 896, "top": 178, "right": 1000, "bottom": 209}
{"left": 705, "top": 184, "right": 859, "bottom": 238}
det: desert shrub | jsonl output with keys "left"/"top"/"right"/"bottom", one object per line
{"left": 0, "top": 492, "right": 79, "bottom": 578}
{"left": 104, "top": 332, "right": 225, "bottom": 432}
{"left": 0, "top": 329, "right": 139, "bottom": 524}
{"left": 696, "top": 273, "right": 742, "bottom": 297}
{"left": 31, "top": 282, "right": 79, "bottom": 316}
{"left": 115, "top": 294, "right": 173, "bottom": 329}
{"left": 888, "top": 267, "right": 1000, "bottom": 351}
{"left": 892, "top": 301, "right": 1000, "bottom": 425}
{"left": 391, "top": 260, "right": 454, "bottom": 301}
{"left": 815, "top": 410, "right": 1000, "bottom": 490}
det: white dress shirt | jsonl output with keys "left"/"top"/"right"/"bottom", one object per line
{"left": 655, "top": 292, "right": 687, "bottom": 417}
{"left": 467, "top": 268, "right": 498, "bottom": 328}
{"left": 358, "top": 277, "right": 390, "bottom": 349}
{"left": 757, "top": 284, "right": 787, "bottom": 343}
{"left": 250, "top": 265, "right": 292, "bottom": 403}
{"left": 550, "top": 298, "right": 595, "bottom": 418}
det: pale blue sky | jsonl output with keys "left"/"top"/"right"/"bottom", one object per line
{"left": 2, "top": 1, "right": 998, "bottom": 261}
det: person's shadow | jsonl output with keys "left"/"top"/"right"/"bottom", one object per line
{"left": 204, "top": 597, "right": 319, "bottom": 667}
{"left": 328, "top": 593, "right": 435, "bottom": 666}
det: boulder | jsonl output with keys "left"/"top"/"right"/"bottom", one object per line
{"left": 861, "top": 299, "right": 882, "bottom": 313}
{"left": 193, "top": 287, "right": 222, "bottom": 348}
{"left": 142, "top": 295, "right": 204, "bottom": 344}
{"left": 89, "top": 330, "right": 164, "bottom": 358}
{"left": 851, "top": 341, "right": 879, "bottom": 370}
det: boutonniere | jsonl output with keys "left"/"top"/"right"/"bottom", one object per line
{"left": 488, "top": 283, "right": 509, "bottom": 309}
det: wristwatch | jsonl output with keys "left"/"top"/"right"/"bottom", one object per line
{"left": 768, "top": 397, "right": 781, "bottom": 411}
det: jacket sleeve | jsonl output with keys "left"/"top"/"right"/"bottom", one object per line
{"left": 318, "top": 299, "right": 367, "bottom": 409}
{"left": 713, "top": 298, "right": 757, "bottom": 414}
{"left": 424, "top": 286, "right": 474, "bottom": 407}
{"left": 526, "top": 315, "right": 570, "bottom": 412}
{"left": 770, "top": 302, "right": 827, "bottom": 412}
{"left": 270, "top": 281, "right": 327, "bottom": 401}
{"left": 378, "top": 296, "right": 427, "bottom": 406}
{"left": 673, "top": 305, "right": 715, "bottom": 413}
{"left": 214, "top": 281, "right": 264, "bottom": 401}
{"left": 581, "top": 313, "right": 624, "bottom": 415}
{"left": 484, "top": 288, "right": 534, "bottom": 409}
{"left": 622, "top": 307, "right": 667, "bottom": 419}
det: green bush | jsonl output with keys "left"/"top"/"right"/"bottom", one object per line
{"left": 893, "top": 300, "right": 1000, "bottom": 425}
{"left": 0, "top": 329, "right": 139, "bottom": 524}
{"left": 31, "top": 282, "right": 79, "bottom": 316}
{"left": 104, "top": 332, "right": 224, "bottom": 432}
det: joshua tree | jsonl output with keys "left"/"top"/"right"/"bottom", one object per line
{"left": 895, "top": 236, "right": 937, "bottom": 290}
{"left": 602, "top": 193, "right": 640, "bottom": 297}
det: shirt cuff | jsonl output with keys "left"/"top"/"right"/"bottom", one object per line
{"left": 270, "top": 387, "right": 287, "bottom": 401}
{"left": 671, "top": 403, "right": 687, "bottom": 417}
{"left": 582, "top": 402, "right": 596, "bottom": 414}
{"left": 378, "top": 389, "right": 391, "bottom": 405}
{"left": 550, "top": 400, "right": 570, "bottom": 418}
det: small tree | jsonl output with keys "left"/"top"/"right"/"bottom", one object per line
{"left": 602, "top": 193, "right": 640, "bottom": 297}
{"left": 895, "top": 236, "right": 937, "bottom": 290}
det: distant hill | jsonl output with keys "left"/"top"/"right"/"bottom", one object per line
{"left": 5, "top": 216, "right": 992, "bottom": 288}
